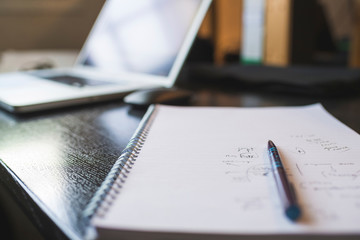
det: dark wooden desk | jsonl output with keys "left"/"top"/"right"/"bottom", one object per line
{"left": 0, "top": 87, "right": 359, "bottom": 240}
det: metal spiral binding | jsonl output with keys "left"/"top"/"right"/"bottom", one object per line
{"left": 83, "top": 105, "right": 157, "bottom": 221}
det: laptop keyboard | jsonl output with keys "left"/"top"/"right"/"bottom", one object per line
{"left": 39, "top": 74, "right": 116, "bottom": 87}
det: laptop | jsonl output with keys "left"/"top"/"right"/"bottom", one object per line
{"left": 0, "top": 0, "right": 211, "bottom": 113}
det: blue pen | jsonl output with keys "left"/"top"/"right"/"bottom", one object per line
{"left": 268, "top": 140, "right": 301, "bottom": 221}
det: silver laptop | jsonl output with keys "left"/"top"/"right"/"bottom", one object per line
{"left": 0, "top": 0, "right": 211, "bottom": 113}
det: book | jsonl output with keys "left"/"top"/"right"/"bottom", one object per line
{"left": 264, "top": 0, "right": 320, "bottom": 66}
{"left": 84, "top": 104, "right": 360, "bottom": 240}
{"left": 212, "top": 0, "right": 243, "bottom": 65}
{"left": 241, "top": 0, "right": 266, "bottom": 65}
{"left": 264, "top": 0, "right": 292, "bottom": 66}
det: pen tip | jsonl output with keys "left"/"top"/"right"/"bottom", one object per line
{"left": 268, "top": 140, "right": 274, "bottom": 148}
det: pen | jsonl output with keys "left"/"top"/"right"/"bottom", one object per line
{"left": 268, "top": 140, "right": 301, "bottom": 221}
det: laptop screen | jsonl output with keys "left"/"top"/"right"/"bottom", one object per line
{"left": 79, "top": 0, "right": 205, "bottom": 77}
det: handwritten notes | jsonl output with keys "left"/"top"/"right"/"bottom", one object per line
{"left": 291, "top": 134, "right": 351, "bottom": 153}
{"left": 93, "top": 104, "right": 360, "bottom": 237}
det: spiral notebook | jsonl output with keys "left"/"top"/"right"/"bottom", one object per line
{"left": 84, "top": 104, "right": 360, "bottom": 240}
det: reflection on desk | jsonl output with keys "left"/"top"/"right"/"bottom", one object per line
{"left": 0, "top": 88, "right": 360, "bottom": 239}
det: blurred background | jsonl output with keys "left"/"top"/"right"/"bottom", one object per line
{"left": 0, "top": 0, "right": 104, "bottom": 51}
{"left": 0, "top": 0, "right": 359, "bottom": 71}
{"left": 0, "top": 1, "right": 359, "bottom": 239}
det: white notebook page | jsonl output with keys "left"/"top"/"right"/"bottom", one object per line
{"left": 93, "top": 104, "right": 360, "bottom": 235}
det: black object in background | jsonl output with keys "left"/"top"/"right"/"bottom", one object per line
{"left": 187, "top": 64, "right": 360, "bottom": 97}
{"left": 124, "top": 88, "right": 193, "bottom": 108}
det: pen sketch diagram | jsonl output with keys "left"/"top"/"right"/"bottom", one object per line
{"left": 294, "top": 155, "right": 360, "bottom": 222}
{"left": 221, "top": 137, "right": 360, "bottom": 220}
{"left": 291, "top": 147, "right": 306, "bottom": 155}
{"left": 222, "top": 147, "right": 271, "bottom": 183}
{"left": 234, "top": 196, "right": 270, "bottom": 211}
{"left": 222, "top": 146, "right": 279, "bottom": 213}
